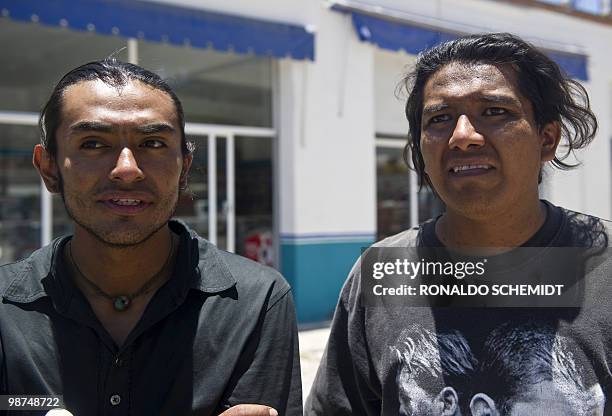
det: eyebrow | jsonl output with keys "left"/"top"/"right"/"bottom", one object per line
{"left": 479, "top": 94, "right": 522, "bottom": 107}
{"left": 68, "top": 121, "right": 175, "bottom": 135}
{"left": 69, "top": 121, "right": 113, "bottom": 133}
{"left": 422, "top": 103, "right": 449, "bottom": 115}
{"left": 422, "top": 94, "right": 522, "bottom": 115}
{"left": 135, "top": 123, "right": 176, "bottom": 135}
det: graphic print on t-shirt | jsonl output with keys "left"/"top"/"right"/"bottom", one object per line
{"left": 391, "top": 321, "right": 605, "bottom": 416}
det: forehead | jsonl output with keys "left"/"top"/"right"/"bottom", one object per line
{"left": 60, "top": 79, "right": 179, "bottom": 127}
{"left": 422, "top": 62, "right": 524, "bottom": 105}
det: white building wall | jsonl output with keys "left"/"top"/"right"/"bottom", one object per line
{"left": 277, "top": 9, "right": 376, "bottom": 236}
{"left": 374, "top": 49, "right": 415, "bottom": 136}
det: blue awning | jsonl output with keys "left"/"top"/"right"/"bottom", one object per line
{"left": 351, "top": 11, "right": 459, "bottom": 55}
{"left": 546, "top": 50, "right": 588, "bottom": 81}
{"left": 346, "top": 10, "right": 588, "bottom": 81}
{"left": 0, "top": 0, "right": 315, "bottom": 60}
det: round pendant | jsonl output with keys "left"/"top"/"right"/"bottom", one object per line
{"left": 113, "top": 296, "right": 130, "bottom": 311}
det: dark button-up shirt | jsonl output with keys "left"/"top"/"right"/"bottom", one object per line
{"left": 0, "top": 220, "right": 302, "bottom": 416}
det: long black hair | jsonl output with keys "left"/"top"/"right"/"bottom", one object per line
{"left": 402, "top": 32, "right": 597, "bottom": 189}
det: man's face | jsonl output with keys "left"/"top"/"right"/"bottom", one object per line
{"left": 399, "top": 379, "right": 441, "bottom": 415}
{"left": 51, "top": 79, "right": 191, "bottom": 246}
{"left": 419, "top": 63, "right": 558, "bottom": 219}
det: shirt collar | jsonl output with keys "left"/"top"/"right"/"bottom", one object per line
{"left": 2, "top": 220, "right": 237, "bottom": 304}
{"left": 169, "top": 219, "right": 237, "bottom": 294}
{"left": 1, "top": 236, "right": 68, "bottom": 304}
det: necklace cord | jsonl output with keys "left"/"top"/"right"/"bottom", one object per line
{"left": 67, "top": 234, "right": 176, "bottom": 307}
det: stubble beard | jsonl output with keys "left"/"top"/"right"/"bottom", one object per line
{"left": 57, "top": 173, "right": 180, "bottom": 249}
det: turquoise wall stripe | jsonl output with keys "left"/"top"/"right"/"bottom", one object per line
{"left": 281, "top": 240, "right": 373, "bottom": 323}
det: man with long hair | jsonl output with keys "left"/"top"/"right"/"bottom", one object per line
{"left": 306, "top": 33, "right": 611, "bottom": 415}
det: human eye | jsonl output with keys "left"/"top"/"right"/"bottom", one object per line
{"left": 80, "top": 139, "right": 107, "bottom": 149}
{"left": 483, "top": 107, "right": 507, "bottom": 116}
{"left": 429, "top": 114, "right": 452, "bottom": 124}
{"left": 142, "top": 138, "right": 167, "bottom": 149}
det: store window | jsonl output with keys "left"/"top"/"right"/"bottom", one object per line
{"left": 0, "top": 19, "right": 127, "bottom": 113}
{"left": 0, "top": 125, "right": 41, "bottom": 264}
{"left": 175, "top": 134, "right": 274, "bottom": 265}
{"left": 376, "top": 145, "right": 411, "bottom": 240}
{"left": 571, "top": 0, "right": 607, "bottom": 14}
{"left": 376, "top": 139, "right": 444, "bottom": 241}
{"left": 235, "top": 136, "right": 274, "bottom": 265}
{"left": 138, "top": 41, "right": 273, "bottom": 127}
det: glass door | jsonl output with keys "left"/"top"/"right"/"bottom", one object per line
{"left": 234, "top": 135, "right": 274, "bottom": 266}
{"left": 181, "top": 126, "right": 274, "bottom": 266}
{"left": 0, "top": 124, "right": 41, "bottom": 265}
{"left": 375, "top": 137, "right": 445, "bottom": 241}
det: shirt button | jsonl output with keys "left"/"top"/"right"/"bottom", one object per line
{"left": 110, "top": 394, "right": 121, "bottom": 406}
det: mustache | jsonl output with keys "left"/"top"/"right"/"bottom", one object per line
{"left": 95, "top": 185, "right": 156, "bottom": 193}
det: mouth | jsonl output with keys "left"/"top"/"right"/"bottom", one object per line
{"left": 448, "top": 164, "right": 495, "bottom": 176}
{"left": 99, "top": 196, "right": 153, "bottom": 215}
{"left": 108, "top": 198, "right": 144, "bottom": 206}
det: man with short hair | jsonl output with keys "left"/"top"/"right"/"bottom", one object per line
{"left": 305, "top": 33, "right": 612, "bottom": 415}
{"left": 0, "top": 59, "right": 301, "bottom": 416}
{"left": 472, "top": 321, "right": 605, "bottom": 416}
{"left": 393, "top": 325, "right": 475, "bottom": 416}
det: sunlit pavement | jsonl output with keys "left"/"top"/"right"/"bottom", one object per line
{"left": 298, "top": 325, "right": 331, "bottom": 404}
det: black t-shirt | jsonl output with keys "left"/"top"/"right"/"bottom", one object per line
{"left": 421, "top": 200, "right": 565, "bottom": 248}
{"left": 306, "top": 202, "right": 612, "bottom": 415}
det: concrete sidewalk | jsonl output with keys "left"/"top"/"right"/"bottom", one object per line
{"left": 298, "top": 325, "right": 331, "bottom": 403}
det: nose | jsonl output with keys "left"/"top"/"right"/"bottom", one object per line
{"left": 448, "top": 115, "right": 485, "bottom": 151}
{"left": 109, "top": 147, "right": 145, "bottom": 183}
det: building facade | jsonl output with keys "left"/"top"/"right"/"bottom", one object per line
{"left": 1, "top": 0, "right": 610, "bottom": 323}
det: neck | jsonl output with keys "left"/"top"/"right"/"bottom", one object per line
{"left": 436, "top": 199, "right": 547, "bottom": 252}
{"left": 68, "top": 224, "right": 175, "bottom": 295}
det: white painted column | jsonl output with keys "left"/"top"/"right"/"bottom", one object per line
{"left": 409, "top": 169, "right": 419, "bottom": 226}
{"left": 208, "top": 135, "right": 217, "bottom": 245}
{"left": 226, "top": 134, "right": 235, "bottom": 252}
{"left": 127, "top": 38, "right": 138, "bottom": 65}
{"left": 41, "top": 179, "right": 52, "bottom": 246}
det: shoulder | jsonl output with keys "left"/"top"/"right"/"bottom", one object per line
{"left": 346, "top": 222, "right": 427, "bottom": 277}
{"left": 0, "top": 257, "right": 29, "bottom": 292}
{"left": 172, "top": 219, "right": 291, "bottom": 304}
{"left": 372, "top": 224, "right": 423, "bottom": 248}
{"left": 557, "top": 205, "right": 612, "bottom": 247}
{"left": 216, "top": 249, "right": 291, "bottom": 298}
{"left": 339, "top": 223, "right": 426, "bottom": 301}
{"left": 210, "top": 248, "right": 293, "bottom": 313}
{"left": 0, "top": 241, "right": 59, "bottom": 301}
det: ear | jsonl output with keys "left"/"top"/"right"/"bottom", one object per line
{"left": 33, "top": 144, "right": 61, "bottom": 193}
{"left": 179, "top": 153, "right": 193, "bottom": 190}
{"left": 539, "top": 121, "right": 561, "bottom": 162}
{"left": 469, "top": 393, "right": 500, "bottom": 416}
{"left": 435, "top": 386, "right": 460, "bottom": 416}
